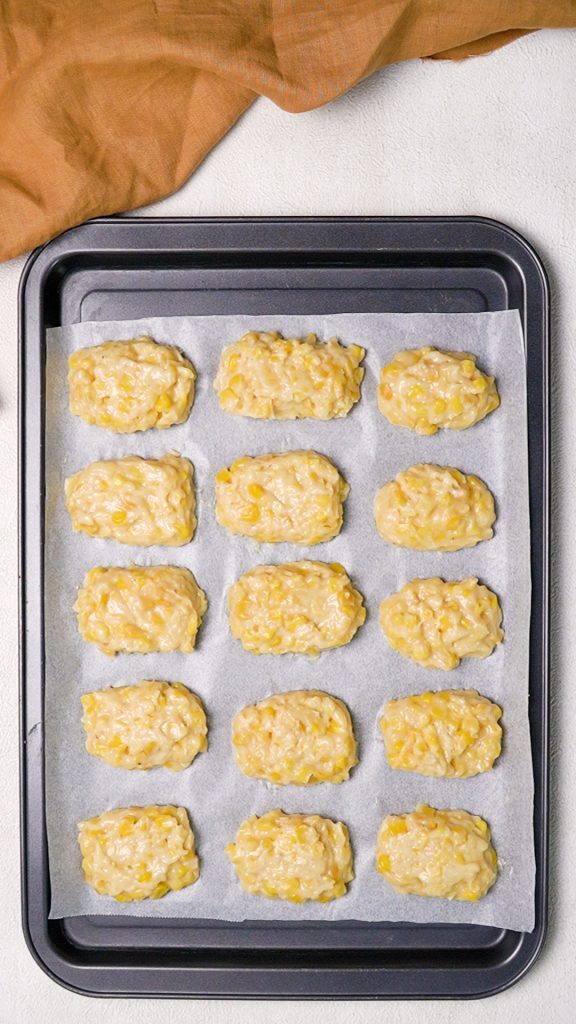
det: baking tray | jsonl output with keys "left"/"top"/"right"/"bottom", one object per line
{"left": 19, "top": 216, "right": 549, "bottom": 999}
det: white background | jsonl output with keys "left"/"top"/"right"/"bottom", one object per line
{"left": 1, "top": 27, "right": 574, "bottom": 1023}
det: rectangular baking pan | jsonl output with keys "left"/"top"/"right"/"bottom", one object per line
{"left": 19, "top": 216, "right": 549, "bottom": 999}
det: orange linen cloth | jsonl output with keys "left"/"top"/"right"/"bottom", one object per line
{"left": 0, "top": 1, "right": 575, "bottom": 263}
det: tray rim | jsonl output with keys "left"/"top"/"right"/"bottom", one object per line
{"left": 18, "top": 214, "right": 550, "bottom": 1000}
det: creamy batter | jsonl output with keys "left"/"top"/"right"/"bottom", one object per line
{"left": 68, "top": 336, "right": 196, "bottom": 432}
{"left": 227, "top": 809, "right": 354, "bottom": 902}
{"left": 214, "top": 330, "right": 364, "bottom": 419}
{"left": 228, "top": 560, "right": 366, "bottom": 655}
{"left": 65, "top": 453, "right": 196, "bottom": 546}
{"left": 378, "top": 346, "right": 499, "bottom": 434}
{"left": 374, "top": 464, "right": 496, "bottom": 551}
{"left": 81, "top": 681, "right": 208, "bottom": 771}
{"left": 379, "top": 576, "right": 503, "bottom": 669}
{"left": 78, "top": 805, "right": 199, "bottom": 901}
{"left": 380, "top": 689, "right": 503, "bottom": 778}
{"left": 232, "top": 690, "right": 357, "bottom": 784}
{"left": 376, "top": 804, "right": 498, "bottom": 901}
{"left": 215, "top": 450, "right": 349, "bottom": 545}
{"left": 75, "top": 565, "right": 207, "bottom": 655}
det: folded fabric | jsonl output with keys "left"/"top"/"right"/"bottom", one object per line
{"left": 0, "top": 1, "right": 574, "bottom": 262}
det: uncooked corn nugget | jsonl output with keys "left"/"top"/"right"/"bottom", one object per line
{"left": 81, "top": 681, "right": 208, "bottom": 771}
{"left": 75, "top": 565, "right": 207, "bottom": 655}
{"left": 379, "top": 577, "right": 503, "bottom": 670}
{"left": 65, "top": 453, "right": 196, "bottom": 546}
{"left": 228, "top": 560, "right": 366, "bottom": 656}
{"left": 374, "top": 464, "right": 495, "bottom": 551}
{"left": 227, "top": 809, "right": 354, "bottom": 902}
{"left": 68, "top": 336, "right": 196, "bottom": 432}
{"left": 376, "top": 804, "right": 498, "bottom": 901}
{"left": 379, "top": 689, "right": 502, "bottom": 778}
{"left": 214, "top": 331, "right": 365, "bottom": 419}
{"left": 378, "top": 346, "right": 499, "bottom": 435}
{"left": 215, "top": 450, "right": 349, "bottom": 545}
{"left": 232, "top": 690, "right": 358, "bottom": 785}
{"left": 78, "top": 805, "right": 199, "bottom": 901}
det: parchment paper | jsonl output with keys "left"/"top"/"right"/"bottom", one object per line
{"left": 44, "top": 310, "right": 534, "bottom": 931}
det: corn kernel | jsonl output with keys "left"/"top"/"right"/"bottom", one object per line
{"left": 155, "top": 393, "right": 172, "bottom": 412}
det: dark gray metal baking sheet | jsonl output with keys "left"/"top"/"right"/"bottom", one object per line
{"left": 19, "top": 216, "right": 549, "bottom": 999}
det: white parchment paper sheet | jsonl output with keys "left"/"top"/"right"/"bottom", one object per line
{"left": 44, "top": 310, "right": 534, "bottom": 930}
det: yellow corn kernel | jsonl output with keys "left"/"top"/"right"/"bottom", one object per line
{"left": 154, "top": 814, "right": 174, "bottom": 830}
{"left": 386, "top": 819, "right": 408, "bottom": 837}
{"left": 240, "top": 504, "right": 260, "bottom": 523}
{"left": 155, "top": 393, "right": 172, "bottom": 412}
{"left": 286, "top": 616, "right": 306, "bottom": 632}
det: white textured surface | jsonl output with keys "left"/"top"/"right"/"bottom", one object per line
{"left": 0, "top": 26, "right": 574, "bottom": 1022}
